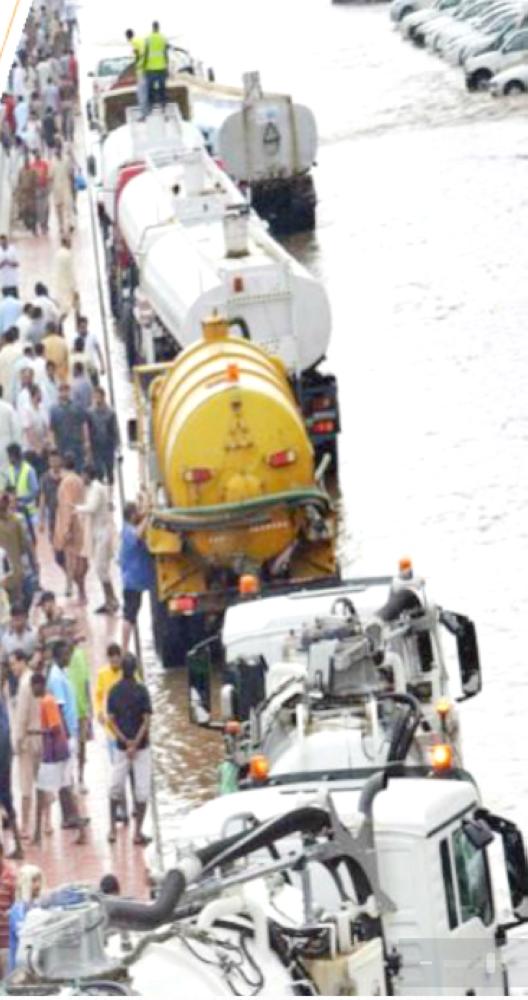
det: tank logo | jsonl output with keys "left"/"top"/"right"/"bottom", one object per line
{"left": 263, "top": 122, "right": 281, "bottom": 157}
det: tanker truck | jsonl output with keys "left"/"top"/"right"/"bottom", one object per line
{"left": 134, "top": 314, "right": 338, "bottom": 666}
{"left": 97, "top": 66, "right": 318, "bottom": 234}
{"left": 98, "top": 107, "right": 339, "bottom": 472}
{"left": 7, "top": 778, "right": 528, "bottom": 995}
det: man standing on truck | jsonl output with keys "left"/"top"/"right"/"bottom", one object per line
{"left": 125, "top": 29, "right": 148, "bottom": 121}
{"left": 143, "top": 21, "right": 169, "bottom": 113}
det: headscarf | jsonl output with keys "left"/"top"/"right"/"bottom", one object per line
{"left": 15, "top": 864, "right": 43, "bottom": 903}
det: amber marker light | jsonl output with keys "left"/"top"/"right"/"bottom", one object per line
{"left": 225, "top": 720, "right": 241, "bottom": 736}
{"left": 226, "top": 363, "right": 240, "bottom": 382}
{"left": 430, "top": 743, "right": 453, "bottom": 773}
{"left": 249, "top": 754, "right": 270, "bottom": 782}
{"left": 239, "top": 574, "right": 259, "bottom": 596}
{"left": 398, "top": 556, "right": 413, "bottom": 576}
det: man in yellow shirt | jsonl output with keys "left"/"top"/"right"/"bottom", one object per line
{"left": 125, "top": 29, "right": 148, "bottom": 120}
{"left": 94, "top": 642, "right": 123, "bottom": 761}
{"left": 143, "top": 20, "right": 169, "bottom": 112}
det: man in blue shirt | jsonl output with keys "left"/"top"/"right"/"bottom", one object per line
{"left": 46, "top": 640, "right": 87, "bottom": 836}
{"left": 0, "top": 293, "right": 22, "bottom": 336}
{"left": 119, "top": 501, "right": 154, "bottom": 652}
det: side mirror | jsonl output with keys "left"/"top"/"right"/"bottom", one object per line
{"left": 187, "top": 640, "right": 213, "bottom": 726}
{"left": 477, "top": 809, "right": 528, "bottom": 911}
{"left": 439, "top": 610, "right": 482, "bottom": 701}
{"left": 88, "top": 70, "right": 95, "bottom": 78}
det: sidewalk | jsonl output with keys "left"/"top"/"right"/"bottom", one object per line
{"left": 8, "top": 127, "right": 151, "bottom": 897}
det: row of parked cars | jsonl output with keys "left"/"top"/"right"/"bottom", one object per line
{"left": 390, "top": 0, "right": 528, "bottom": 93}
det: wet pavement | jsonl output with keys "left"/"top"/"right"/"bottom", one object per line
{"left": 76, "top": 0, "right": 528, "bottom": 835}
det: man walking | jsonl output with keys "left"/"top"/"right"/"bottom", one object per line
{"left": 50, "top": 382, "right": 90, "bottom": 471}
{"left": 76, "top": 465, "right": 118, "bottom": 614}
{"left": 88, "top": 385, "right": 119, "bottom": 490}
{"left": 0, "top": 236, "right": 20, "bottom": 297}
{"left": 0, "top": 842, "right": 16, "bottom": 978}
{"left": 107, "top": 653, "right": 152, "bottom": 846}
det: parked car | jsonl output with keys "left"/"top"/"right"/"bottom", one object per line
{"left": 400, "top": 0, "right": 460, "bottom": 42}
{"left": 464, "top": 25, "right": 528, "bottom": 86}
{"left": 489, "top": 58, "right": 528, "bottom": 89}
{"left": 390, "top": 0, "right": 434, "bottom": 22}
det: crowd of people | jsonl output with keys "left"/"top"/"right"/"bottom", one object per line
{"left": 0, "top": 0, "right": 160, "bottom": 981}
{"left": 1, "top": 3, "right": 81, "bottom": 238}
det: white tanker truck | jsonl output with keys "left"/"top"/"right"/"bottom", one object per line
{"left": 5, "top": 776, "right": 528, "bottom": 995}
{"left": 98, "top": 106, "right": 339, "bottom": 469}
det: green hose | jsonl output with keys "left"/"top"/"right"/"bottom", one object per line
{"left": 150, "top": 487, "right": 332, "bottom": 532}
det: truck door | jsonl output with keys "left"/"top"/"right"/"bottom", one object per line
{"left": 437, "top": 824, "right": 505, "bottom": 994}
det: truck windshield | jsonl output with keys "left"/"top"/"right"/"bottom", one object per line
{"left": 452, "top": 827, "right": 494, "bottom": 927}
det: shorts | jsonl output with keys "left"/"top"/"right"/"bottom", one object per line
{"left": 123, "top": 589, "right": 142, "bottom": 625}
{"left": 36, "top": 759, "right": 70, "bottom": 793}
{"left": 110, "top": 747, "right": 151, "bottom": 805}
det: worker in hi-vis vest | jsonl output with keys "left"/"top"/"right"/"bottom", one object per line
{"left": 143, "top": 21, "right": 169, "bottom": 112}
{"left": 125, "top": 29, "right": 148, "bottom": 120}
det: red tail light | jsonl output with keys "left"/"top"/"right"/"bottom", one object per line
{"left": 312, "top": 395, "right": 332, "bottom": 410}
{"left": 312, "top": 420, "right": 334, "bottom": 435}
{"left": 169, "top": 595, "right": 197, "bottom": 613}
{"left": 183, "top": 468, "right": 213, "bottom": 484}
{"left": 268, "top": 449, "right": 297, "bottom": 468}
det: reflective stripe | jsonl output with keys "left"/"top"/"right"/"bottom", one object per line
{"left": 7, "top": 461, "right": 37, "bottom": 515}
{"left": 144, "top": 32, "right": 168, "bottom": 71}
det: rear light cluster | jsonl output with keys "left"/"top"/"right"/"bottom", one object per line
{"left": 169, "top": 595, "right": 197, "bottom": 613}
{"left": 267, "top": 449, "right": 297, "bottom": 468}
{"left": 311, "top": 420, "right": 334, "bottom": 435}
{"left": 182, "top": 468, "right": 213, "bottom": 484}
{"left": 312, "top": 395, "right": 332, "bottom": 410}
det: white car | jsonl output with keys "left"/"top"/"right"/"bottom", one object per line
{"left": 489, "top": 58, "right": 528, "bottom": 89}
{"left": 464, "top": 25, "right": 528, "bottom": 86}
{"left": 400, "top": 0, "right": 459, "bottom": 41}
{"left": 390, "top": 0, "right": 433, "bottom": 22}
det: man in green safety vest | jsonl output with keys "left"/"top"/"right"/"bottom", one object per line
{"left": 143, "top": 20, "right": 169, "bottom": 113}
{"left": 125, "top": 28, "right": 148, "bottom": 120}
{"left": 5, "top": 443, "right": 39, "bottom": 539}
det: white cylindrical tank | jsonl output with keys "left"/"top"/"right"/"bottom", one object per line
{"left": 139, "top": 222, "right": 331, "bottom": 371}
{"left": 101, "top": 117, "right": 203, "bottom": 222}
{"left": 117, "top": 160, "right": 244, "bottom": 258}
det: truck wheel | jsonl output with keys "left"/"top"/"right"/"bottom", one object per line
{"left": 151, "top": 598, "right": 208, "bottom": 668}
{"left": 504, "top": 80, "right": 526, "bottom": 95}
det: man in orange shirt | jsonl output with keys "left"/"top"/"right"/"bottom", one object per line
{"left": 30, "top": 672, "right": 85, "bottom": 846}
{"left": 42, "top": 321, "right": 69, "bottom": 382}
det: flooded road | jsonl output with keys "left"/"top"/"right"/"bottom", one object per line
{"left": 81, "top": 0, "right": 528, "bottom": 831}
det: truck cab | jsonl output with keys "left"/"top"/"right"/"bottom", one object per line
{"left": 161, "top": 772, "right": 528, "bottom": 995}
{"left": 188, "top": 562, "right": 482, "bottom": 782}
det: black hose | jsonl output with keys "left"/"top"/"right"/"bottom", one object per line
{"left": 104, "top": 869, "right": 187, "bottom": 931}
{"left": 381, "top": 692, "right": 422, "bottom": 762}
{"left": 200, "top": 806, "right": 331, "bottom": 874}
{"left": 376, "top": 587, "right": 422, "bottom": 623}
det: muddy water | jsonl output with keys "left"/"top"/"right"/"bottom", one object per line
{"left": 80, "top": 0, "right": 528, "bottom": 833}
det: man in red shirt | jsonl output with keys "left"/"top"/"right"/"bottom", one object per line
{"left": 32, "top": 152, "right": 50, "bottom": 235}
{"left": 1, "top": 94, "right": 16, "bottom": 135}
{"left": 0, "top": 841, "right": 16, "bottom": 978}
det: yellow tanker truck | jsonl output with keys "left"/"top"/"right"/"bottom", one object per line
{"left": 132, "top": 315, "right": 338, "bottom": 666}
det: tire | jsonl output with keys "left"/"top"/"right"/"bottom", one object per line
{"left": 399, "top": 6, "right": 413, "bottom": 19}
{"left": 504, "top": 80, "right": 526, "bottom": 96}
{"left": 466, "top": 68, "right": 492, "bottom": 91}
{"left": 151, "top": 598, "right": 208, "bottom": 668}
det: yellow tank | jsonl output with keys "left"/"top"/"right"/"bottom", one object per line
{"left": 150, "top": 316, "right": 315, "bottom": 565}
